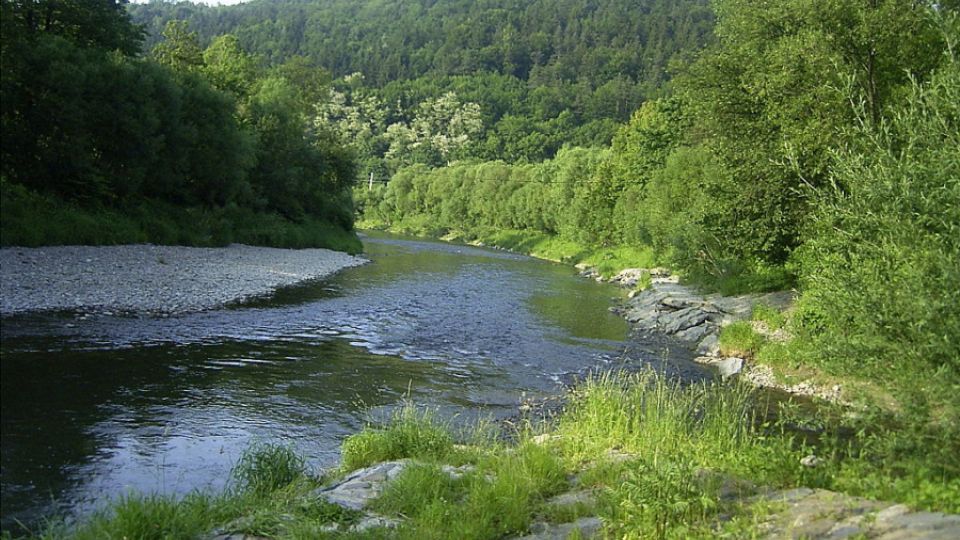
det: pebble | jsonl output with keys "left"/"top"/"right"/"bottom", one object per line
{"left": 0, "top": 244, "right": 367, "bottom": 316}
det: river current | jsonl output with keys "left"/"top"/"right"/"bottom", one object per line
{"left": 0, "top": 233, "right": 684, "bottom": 530}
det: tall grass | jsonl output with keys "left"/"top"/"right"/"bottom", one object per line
{"left": 23, "top": 370, "right": 960, "bottom": 539}
{"left": 340, "top": 402, "right": 454, "bottom": 471}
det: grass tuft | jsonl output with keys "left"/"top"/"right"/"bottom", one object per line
{"left": 340, "top": 402, "right": 454, "bottom": 472}
{"left": 231, "top": 443, "right": 307, "bottom": 496}
{"left": 718, "top": 321, "right": 766, "bottom": 358}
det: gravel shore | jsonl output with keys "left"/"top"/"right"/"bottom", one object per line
{"left": 0, "top": 244, "right": 367, "bottom": 316}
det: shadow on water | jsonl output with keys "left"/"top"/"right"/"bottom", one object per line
{"left": 0, "top": 232, "right": 694, "bottom": 531}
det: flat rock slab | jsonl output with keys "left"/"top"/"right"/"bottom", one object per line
{"left": 749, "top": 488, "right": 960, "bottom": 539}
{"left": 545, "top": 489, "right": 598, "bottom": 509}
{"left": 315, "top": 460, "right": 409, "bottom": 510}
{"left": 0, "top": 244, "right": 366, "bottom": 315}
{"left": 515, "top": 517, "right": 603, "bottom": 540}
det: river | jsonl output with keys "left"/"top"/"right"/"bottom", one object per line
{"left": 0, "top": 233, "right": 694, "bottom": 531}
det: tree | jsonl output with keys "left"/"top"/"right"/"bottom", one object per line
{"left": 152, "top": 20, "right": 203, "bottom": 73}
{"left": 1, "top": 0, "right": 143, "bottom": 55}
{"left": 675, "top": 0, "right": 947, "bottom": 271}
{"left": 202, "top": 34, "right": 259, "bottom": 98}
{"left": 384, "top": 92, "right": 483, "bottom": 169}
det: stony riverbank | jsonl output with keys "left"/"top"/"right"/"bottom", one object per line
{"left": 214, "top": 448, "right": 960, "bottom": 540}
{"left": 0, "top": 244, "right": 367, "bottom": 316}
{"left": 596, "top": 267, "right": 850, "bottom": 404}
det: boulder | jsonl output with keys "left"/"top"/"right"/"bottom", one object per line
{"left": 514, "top": 517, "right": 603, "bottom": 540}
{"left": 696, "top": 333, "right": 721, "bottom": 357}
{"left": 658, "top": 307, "right": 714, "bottom": 335}
{"left": 714, "top": 357, "right": 744, "bottom": 379}
{"left": 315, "top": 460, "right": 409, "bottom": 510}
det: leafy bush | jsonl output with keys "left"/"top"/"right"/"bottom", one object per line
{"left": 793, "top": 60, "right": 960, "bottom": 390}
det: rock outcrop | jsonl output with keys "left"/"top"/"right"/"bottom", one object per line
{"left": 609, "top": 273, "right": 793, "bottom": 364}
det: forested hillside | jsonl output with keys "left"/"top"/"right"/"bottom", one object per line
{"left": 1, "top": 0, "right": 360, "bottom": 251}
{"left": 130, "top": 0, "right": 714, "bottom": 167}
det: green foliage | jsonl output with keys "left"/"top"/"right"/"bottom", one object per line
{"left": 151, "top": 20, "right": 203, "bottom": 72}
{"left": 36, "top": 492, "right": 232, "bottom": 540}
{"left": 606, "top": 459, "right": 720, "bottom": 540}
{"left": 1, "top": 9, "right": 359, "bottom": 249}
{"left": 231, "top": 443, "right": 307, "bottom": 496}
{"left": 340, "top": 403, "right": 454, "bottom": 471}
{"left": 666, "top": 0, "right": 948, "bottom": 276}
{"left": 369, "top": 463, "right": 466, "bottom": 517}
{"left": 0, "top": 181, "right": 363, "bottom": 252}
{"left": 1, "top": 0, "right": 144, "bottom": 56}
{"left": 366, "top": 441, "right": 565, "bottom": 540}
{"left": 718, "top": 322, "right": 766, "bottom": 359}
{"left": 130, "top": 0, "right": 715, "bottom": 169}
{"left": 751, "top": 304, "right": 786, "bottom": 331}
{"left": 791, "top": 57, "right": 960, "bottom": 386}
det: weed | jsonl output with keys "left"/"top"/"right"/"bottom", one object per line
{"left": 719, "top": 321, "right": 766, "bottom": 358}
{"left": 751, "top": 303, "right": 786, "bottom": 330}
{"left": 340, "top": 402, "right": 454, "bottom": 471}
{"left": 231, "top": 443, "right": 306, "bottom": 496}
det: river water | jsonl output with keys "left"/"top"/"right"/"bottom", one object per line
{"left": 0, "top": 233, "right": 692, "bottom": 531}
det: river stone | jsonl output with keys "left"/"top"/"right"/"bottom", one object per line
{"left": 545, "top": 490, "right": 597, "bottom": 509}
{"left": 514, "top": 517, "right": 603, "bottom": 540}
{"left": 674, "top": 322, "right": 714, "bottom": 342}
{"left": 714, "top": 357, "right": 744, "bottom": 379}
{"left": 315, "top": 460, "right": 409, "bottom": 510}
{"left": 351, "top": 516, "right": 402, "bottom": 532}
{"left": 738, "top": 488, "right": 960, "bottom": 539}
{"left": 661, "top": 294, "right": 703, "bottom": 309}
{"left": 658, "top": 307, "right": 715, "bottom": 335}
{"left": 696, "top": 333, "right": 721, "bottom": 357}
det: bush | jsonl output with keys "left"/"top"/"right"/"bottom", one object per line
{"left": 793, "top": 61, "right": 960, "bottom": 388}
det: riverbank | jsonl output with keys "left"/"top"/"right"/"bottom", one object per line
{"left": 0, "top": 244, "right": 367, "bottom": 316}
{"left": 33, "top": 377, "right": 960, "bottom": 539}
{"left": 358, "top": 223, "right": 659, "bottom": 282}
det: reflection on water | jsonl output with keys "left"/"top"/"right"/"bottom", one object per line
{"left": 0, "top": 233, "right": 686, "bottom": 530}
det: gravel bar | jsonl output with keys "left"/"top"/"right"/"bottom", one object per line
{"left": 0, "top": 244, "right": 367, "bottom": 316}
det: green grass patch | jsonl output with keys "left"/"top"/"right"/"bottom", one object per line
{"left": 231, "top": 443, "right": 307, "bottom": 496}
{"left": 751, "top": 303, "right": 786, "bottom": 330}
{"left": 719, "top": 321, "right": 767, "bottom": 359}
{"left": 684, "top": 258, "right": 795, "bottom": 296}
{"left": 340, "top": 402, "right": 454, "bottom": 472}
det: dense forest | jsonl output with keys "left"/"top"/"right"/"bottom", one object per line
{"left": 349, "top": 1, "right": 959, "bottom": 402}
{"left": 129, "top": 0, "right": 715, "bottom": 170}
{"left": 1, "top": 0, "right": 361, "bottom": 251}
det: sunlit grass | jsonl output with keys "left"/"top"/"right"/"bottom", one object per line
{"left": 25, "top": 370, "right": 960, "bottom": 539}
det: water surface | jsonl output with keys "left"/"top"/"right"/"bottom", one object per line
{"left": 0, "top": 233, "right": 672, "bottom": 530}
